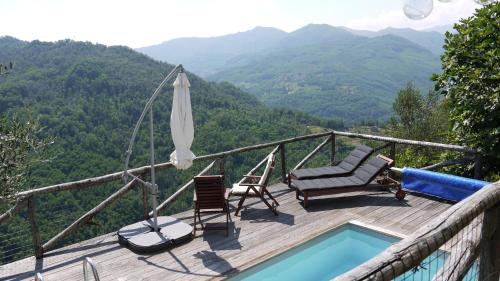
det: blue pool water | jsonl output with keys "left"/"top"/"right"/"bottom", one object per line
{"left": 229, "top": 224, "right": 447, "bottom": 281}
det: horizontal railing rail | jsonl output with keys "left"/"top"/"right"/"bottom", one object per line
{"left": 0, "top": 131, "right": 486, "bottom": 260}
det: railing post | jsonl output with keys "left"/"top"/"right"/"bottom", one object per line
{"left": 279, "top": 144, "right": 287, "bottom": 183}
{"left": 474, "top": 153, "right": 482, "bottom": 179}
{"left": 389, "top": 142, "right": 396, "bottom": 178}
{"left": 219, "top": 157, "right": 225, "bottom": 175}
{"left": 27, "top": 196, "right": 43, "bottom": 258}
{"left": 330, "top": 133, "right": 336, "bottom": 165}
{"left": 479, "top": 204, "right": 500, "bottom": 281}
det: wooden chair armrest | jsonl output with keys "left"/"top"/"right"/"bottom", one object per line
{"left": 238, "top": 183, "right": 264, "bottom": 187}
{"left": 243, "top": 175, "right": 261, "bottom": 179}
{"left": 376, "top": 154, "right": 394, "bottom": 167}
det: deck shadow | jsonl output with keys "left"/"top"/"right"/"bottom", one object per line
{"left": 302, "top": 192, "right": 411, "bottom": 212}
{"left": 193, "top": 250, "right": 238, "bottom": 275}
{"left": 137, "top": 254, "right": 220, "bottom": 278}
{"left": 239, "top": 208, "right": 295, "bottom": 226}
{"left": 202, "top": 222, "right": 242, "bottom": 251}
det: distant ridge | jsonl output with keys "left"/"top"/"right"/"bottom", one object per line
{"left": 137, "top": 24, "right": 442, "bottom": 122}
{"left": 137, "top": 26, "right": 287, "bottom": 76}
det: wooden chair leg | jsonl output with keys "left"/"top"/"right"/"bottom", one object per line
{"left": 303, "top": 193, "right": 308, "bottom": 208}
{"left": 225, "top": 204, "right": 229, "bottom": 237}
{"left": 193, "top": 208, "right": 197, "bottom": 236}
{"left": 265, "top": 189, "right": 279, "bottom": 206}
{"left": 257, "top": 189, "right": 278, "bottom": 215}
{"left": 198, "top": 211, "right": 204, "bottom": 229}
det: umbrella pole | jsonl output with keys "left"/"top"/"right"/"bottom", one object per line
{"left": 149, "top": 108, "right": 159, "bottom": 232}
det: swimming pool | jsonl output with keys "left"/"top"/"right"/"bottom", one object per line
{"left": 228, "top": 223, "right": 445, "bottom": 281}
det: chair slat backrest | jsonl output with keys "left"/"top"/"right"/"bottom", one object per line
{"left": 258, "top": 153, "right": 276, "bottom": 187}
{"left": 194, "top": 175, "right": 226, "bottom": 209}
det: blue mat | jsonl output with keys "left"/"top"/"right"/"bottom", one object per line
{"left": 402, "top": 168, "right": 490, "bottom": 202}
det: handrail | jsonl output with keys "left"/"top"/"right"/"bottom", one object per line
{"left": 6, "top": 131, "right": 478, "bottom": 201}
{"left": 331, "top": 131, "right": 477, "bottom": 153}
{"left": 83, "top": 257, "right": 100, "bottom": 281}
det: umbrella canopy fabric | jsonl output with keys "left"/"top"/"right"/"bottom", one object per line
{"left": 169, "top": 72, "right": 195, "bottom": 170}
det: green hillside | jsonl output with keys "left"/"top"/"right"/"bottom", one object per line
{"left": 0, "top": 36, "right": 342, "bottom": 263}
{"left": 209, "top": 25, "right": 441, "bottom": 123}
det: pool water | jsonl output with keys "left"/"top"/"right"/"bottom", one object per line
{"left": 228, "top": 224, "right": 446, "bottom": 281}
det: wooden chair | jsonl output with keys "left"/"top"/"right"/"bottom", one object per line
{"left": 229, "top": 153, "right": 279, "bottom": 216}
{"left": 193, "top": 175, "right": 230, "bottom": 236}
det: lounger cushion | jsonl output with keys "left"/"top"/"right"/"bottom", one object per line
{"left": 291, "top": 156, "right": 389, "bottom": 191}
{"left": 290, "top": 145, "right": 373, "bottom": 179}
{"left": 230, "top": 183, "right": 263, "bottom": 195}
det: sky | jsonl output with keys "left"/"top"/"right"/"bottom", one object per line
{"left": 0, "top": 0, "right": 481, "bottom": 48}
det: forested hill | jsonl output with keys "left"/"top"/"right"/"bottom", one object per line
{"left": 138, "top": 24, "right": 442, "bottom": 123}
{"left": 0, "top": 36, "right": 340, "bottom": 188}
{"left": 0, "top": 36, "right": 342, "bottom": 261}
{"left": 209, "top": 25, "right": 441, "bottom": 123}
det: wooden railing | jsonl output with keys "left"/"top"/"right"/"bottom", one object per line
{"left": 0, "top": 131, "right": 485, "bottom": 259}
{"left": 334, "top": 180, "right": 500, "bottom": 281}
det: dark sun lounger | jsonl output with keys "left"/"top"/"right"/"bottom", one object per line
{"left": 291, "top": 155, "right": 405, "bottom": 208}
{"left": 289, "top": 145, "right": 374, "bottom": 182}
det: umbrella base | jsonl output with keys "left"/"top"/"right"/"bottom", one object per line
{"left": 117, "top": 216, "right": 192, "bottom": 253}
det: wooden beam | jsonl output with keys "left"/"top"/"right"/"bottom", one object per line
{"left": 27, "top": 196, "right": 43, "bottom": 259}
{"left": 330, "top": 133, "right": 336, "bottom": 165}
{"left": 8, "top": 132, "right": 332, "bottom": 201}
{"left": 432, "top": 216, "right": 483, "bottom": 281}
{"left": 243, "top": 145, "right": 280, "bottom": 178}
{"left": 334, "top": 181, "right": 500, "bottom": 281}
{"left": 42, "top": 179, "right": 137, "bottom": 253}
{"left": 421, "top": 157, "right": 473, "bottom": 171}
{"left": 150, "top": 160, "right": 216, "bottom": 217}
{"left": 331, "top": 131, "right": 476, "bottom": 153}
{"left": 0, "top": 199, "right": 27, "bottom": 225}
{"left": 293, "top": 135, "right": 332, "bottom": 170}
{"left": 479, "top": 204, "right": 500, "bottom": 281}
{"left": 280, "top": 144, "right": 287, "bottom": 183}
{"left": 474, "top": 154, "right": 482, "bottom": 179}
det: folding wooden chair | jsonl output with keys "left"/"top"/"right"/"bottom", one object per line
{"left": 229, "top": 153, "right": 279, "bottom": 216}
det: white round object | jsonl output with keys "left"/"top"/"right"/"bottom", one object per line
{"left": 473, "top": 0, "right": 495, "bottom": 4}
{"left": 404, "top": 0, "right": 434, "bottom": 20}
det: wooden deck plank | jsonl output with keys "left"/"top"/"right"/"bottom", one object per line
{"left": 0, "top": 183, "right": 451, "bottom": 281}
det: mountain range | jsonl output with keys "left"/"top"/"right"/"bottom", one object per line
{"left": 138, "top": 24, "right": 444, "bottom": 123}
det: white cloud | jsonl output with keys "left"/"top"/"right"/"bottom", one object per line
{"left": 346, "top": 0, "right": 481, "bottom": 31}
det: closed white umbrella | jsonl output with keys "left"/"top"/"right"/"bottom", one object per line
{"left": 170, "top": 72, "right": 195, "bottom": 169}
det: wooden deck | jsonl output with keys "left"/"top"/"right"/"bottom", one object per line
{"left": 0, "top": 183, "right": 451, "bottom": 281}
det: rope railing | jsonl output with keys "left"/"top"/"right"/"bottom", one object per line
{"left": 0, "top": 131, "right": 485, "bottom": 263}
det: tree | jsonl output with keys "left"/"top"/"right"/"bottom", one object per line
{"left": 0, "top": 115, "right": 52, "bottom": 204}
{"left": 390, "top": 82, "right": 449, "bottom": 142}
{"left": 388, "top": 82, "right": 450, "bottom": 168}
{"left": 432, "top": 2, "right": 499, "bottom": 160}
